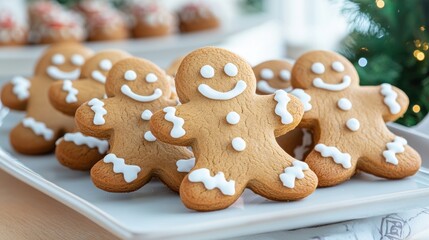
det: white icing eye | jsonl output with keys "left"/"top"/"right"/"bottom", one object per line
{"left": 311, "top": 62, "right": 325, "bottom": 74}
{"left": 332, "top": 61, "right": 345, "bottom": 72}
{"left": 224, "top": 63, "right": 238, "bottom": 77}
{"left": 71, "top": 54, "right": 85, "bottom": 66}
{"left": 99, "top": 59, "right": 112, "bottom": 71}
{"left": 145, "top": 73, "right": 158, "bottom": 83}
{"left": 124, "top": 70, "right": 137, "bottom": 81}
{"left": 279, "top": 70, "right": 291, "bottom": 81}
{"left": 260, "top": 68, "right": 274, "bottom": 80}
{"left": 200, "top": 65, "right": 215, "bottom": 79}
{"left": 51, "top": 54, "right": 65, "bottom": 65}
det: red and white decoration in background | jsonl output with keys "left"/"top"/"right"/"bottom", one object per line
{"left": 0, "top": 0, "right": 28, "bottom": 46}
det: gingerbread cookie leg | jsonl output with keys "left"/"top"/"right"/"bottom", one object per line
{"left": 357, "top": 134, "right": 421, "bottom": 179}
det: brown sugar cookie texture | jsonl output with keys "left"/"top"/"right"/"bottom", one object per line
{"left": 130, "top": 1, "right": 175, "bottom": 38}
{"left": 49, "top": 50, "right": 130, "bottom": 170}
{"left": 1, "top": 42, "right": 93, "bottom": 155}
{"left": 253, "top": 60, "right": 314, "bottom": 160}
{"left": 178, "top": 2, "right": 219, "bottom": 33}
{"left": 75, "top": 57, "right": 193, "bottom": 192}
{"left": 150, "top": 47, "right": 318, "bottom": 211}
{"left": 290, "top": 50, "right": 421, "bottom": 187}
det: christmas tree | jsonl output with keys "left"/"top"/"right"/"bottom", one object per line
{"left": 339, "top": 0, "right": 429, "bottom": 126}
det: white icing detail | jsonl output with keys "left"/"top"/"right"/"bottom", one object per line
{"left": 198, "top": 80, "right": 247, "bottom": 100}
{"left": 346, "top": 118, "right": 360, "bottom": 131}
{"left": 47, "top": 66, "right": 80, "bottom": 80}
{"left": 22, "top": 117, "right": 54, "bottom": 141}
{"left": 257, "top": 80, "right": 292, "bottom": 94}
{"left": 141, "top": 110, "right": 153, "bottom": 121}
{"left": 176, "top": 157, "right": 195, "bottom": 172}
{"left": 337, "top": 98, "right": 352, "bottom": 111}
{"left": 163, "top": 107, "right": 186, "bottom": 138}
{"left": 71, "top": 54, "right": 85, "bottom": 66}
{"left": 144, "top": 131, "right": 157, "bottom": 142}
{"left": 313, "top": 75, "right": 351, "bottom": 91}
{"left": 103, "top": 94, "right": 108, "bottom": 99}
{"left": 99, "top": 59, "right": 112, "bottom": 71}
{"left": 274, "top": 90, "right": 293, "bottom": 124}
{"left": 383, "top": 136, "right": 407, "bottom": 165}
{"left": 52, "top": 54, "right": 65, "bottom": 65}
{"left": 62, "top": 80, "right": 78, "bottom": 103}
{"left": 224, "top": 63, "right": 238, "bottom": 77}
{"left": 279, "top": 160, "right": 309, "bottom": 188}
{"left": 314, "top": 144, "right": 352, "bottom": 169}
{"left": 260, "top": 68, "right": 274, "bottom": 79}
{"left": 279, "top": 69, "right": 291, "bottom": 81}
{"left": 124, "top": 70, "right": 137, "bottom": 81}
{"left": 226, "top": 111, "right": 240, "bottom": 125}
{"left": 380, "top": 83, "right": 401, "bottom": 114}
{"left": 231, "top": 137, "right": 246, "bottom": 151}
{"left": 91, "top": 70, "right": 106, "bottom": 84}
{"left": 289, "top": 88, "right": 312, "bottom": 112}
{"left": 332, "top": 61, "right": 345, "bottom": 72}
{"left": 88, "top": 98, "right": 107, "bottom": 125}
{"left": 293, "top": 129, "right": 312, "bottom": 160}
{"left": 200, "top": 65, "right": 215, "bottom": 78}
{"left": 145, "top": 73, "right": 158, "bottom": 83}
{"left": 120, "top": 85, "right": 162, "bottom": 102}
{"left": 55, "top": 137, "right": 63, "bottom": 146}
{"left": 63, "top": 132, "right": 109, "bottom": 154}
{"left": 103, "top": 153, "right": 141, "bottom": 183}
{"left": 11, "top": 76, "right": 30, "bottom": 100}
{"left": 188, "top": 168, "right": 235, "bottom": 196}
{"left": 311, "top": 62, "right": 325, "bottom": 74}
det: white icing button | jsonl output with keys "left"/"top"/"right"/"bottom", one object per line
{"left": 141, "top": 110, "right": 153, "bottom": 120}
{"left": 311, "top": 62, "right": 325, "bottom": 74}
{"left": 145, "top": 73, "right": 158, "bottom": 83}
{"left": 260, "top": 68, "right": 274, "bottom": 79}
{"left": 279, "top": 69, "right": 291, "bottom": 81}
{"left": 224, "top": 63, "right": 238, "bottom": 77}
{"left": 200, "top": 65, "right": 215, "bottom": 78}
{"left": 337, "top": 98, "right": 352, "bottom": 111}
{"left": 332, "top": 61, "right": 345, "bottom": 72}
{"left": 99, "top": 59, "right": 112, "bottom": 71}
{"left": 124, "top": 70, "right": 137, "bottom": 81}
{"left": 346, "top": 118, "right": 360, "bottom": 131}
{"left": 226, "top": 111, "right": 240, "bottom": 125}
{"left": 144, "top": 131, "right": 157, "bottom": 142}
{"left": 231, "top": 137, "right": 246, "bottom": 151}
{"left": 71, "top": 54, "right": 85, "bottom": 66}
{"left": 52, "top": 54, "right": 65, "bottom": 65}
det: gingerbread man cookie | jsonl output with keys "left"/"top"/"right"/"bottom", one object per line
{"left": 150, "top": 47, "right": 318, "bottom": 211}
{"left": 1, "top": 42, "right": 93, "bottom": 154}
{"left": 75, "top": 57, "right": 193, "bottom": 192}
{"left": 49, "top": 50, "right": 130, "bottom": 170}
{"left": 290, "top": 50, "right": 421, "bottom": 187}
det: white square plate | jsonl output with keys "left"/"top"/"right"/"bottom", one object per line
{"left": 1, "top": 112, "right": 428, "bottom": 240}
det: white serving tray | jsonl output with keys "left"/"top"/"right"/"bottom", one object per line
{"left": 0, "top": 111, "right": 429, "bottom": 240}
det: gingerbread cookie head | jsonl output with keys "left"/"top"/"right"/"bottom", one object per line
{"left": 291, "top": 51, "right": 359, "bottom": 91}
{"left": 105, "top": 57, "right": 172, "bottom": 101}
{"left": 34, "top": 42, "right": 94, "bottom": 81}
{"left": 175, "top": 47, "right": 255, "bottom": 104}
{"left": 253, "top": 60, "right": 293, "bottom": 94}
{"left": 79, "top": 49, "right": 131, "bottom": 84}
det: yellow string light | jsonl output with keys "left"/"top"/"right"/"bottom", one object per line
{"left": 412, "top": 104, "right": 421, "bottom": 113}
{"left": 376, "top": 0, "right": 385, "bottom": 8}
{"left": 416, "top": 52, "right": 425, "bottom": 61}
{"left": 421, "top": 26, "right": 426, "bottom": 31}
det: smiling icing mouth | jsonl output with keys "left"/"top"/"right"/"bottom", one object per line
{"left": 312, "top": 75, "right": 351, "bottom": 91}
{"left": 257, "top": 80, "right": 292, "bottom": 94}
{"left": 46, "top": 66, "right": 81, "bottom": 80}
{"left": 121, "top": 84, "right": 163, "bottom": 102}
{"left": 198, "top": 80, "right": 247, "bottom": 100}
{"left": 91, "top": 70, "right": 106, "bottom": 84}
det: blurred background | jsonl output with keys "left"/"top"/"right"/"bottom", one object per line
{"left": 0, "top": 0, "right": 428, "bottom": 126}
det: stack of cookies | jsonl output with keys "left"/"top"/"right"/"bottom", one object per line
{"left": 0, "top": 42, "right": 421, "bottom": 212}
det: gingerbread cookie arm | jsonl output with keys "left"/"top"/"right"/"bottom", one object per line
{"left": 0, "top": 76, "right": 31, "bottom": 111}
{"left": 368, "top": 84, "right": 409, "bottom": 122}
{"left": 150, "top": 104, "right": 194, "bottom": 146}
{"left": 75, "top": 97, "right": 115, "bottom": 139}
{"left": 49, "top": 79, "right": 105, "bottom": 116}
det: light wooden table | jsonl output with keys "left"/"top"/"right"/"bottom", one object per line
{"left": 0, "top": 169, "right": 119, "bottom": 240}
